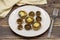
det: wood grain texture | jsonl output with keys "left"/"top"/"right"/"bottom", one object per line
{"left": 0, "top": 0, "right": 60, "bottom": 40}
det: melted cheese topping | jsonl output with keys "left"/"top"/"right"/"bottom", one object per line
{"left": 34, "top": 22, "right": 39, "bottom": 27}
{"left": 20, "top": 12, "right": 26, "bottom": 16}
{"left": 27, "top": 17, "right": 33, "bottom": 22}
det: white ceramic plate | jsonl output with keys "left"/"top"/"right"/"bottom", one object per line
{"left": 9, "top": 5, "right": 50, "bottom": 37}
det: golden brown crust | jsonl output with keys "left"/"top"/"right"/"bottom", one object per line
{"left": 17, "top": 18, "right": 23, "bottom": 24}
{"left": 36, "top": 16, "right": 42, "bottom": 22}
{"left": 29, "top": 11, "right": 35, "bottom": 17}
{"left": 36, "top": 11, "right": 41, "bottom": 16}
{"left": 25, "top": 24, "right": 31, "bottom": 30}
{"left": 17, "top": 24, "right": 23, "bottom": 30}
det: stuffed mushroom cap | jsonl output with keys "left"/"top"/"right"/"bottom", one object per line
{"left": 29, "top": 11, "right": 35, "bottom": 17}
{"left": 36, "top": 11, "right": 41, "bottom": 16}
{"left": 25, "top": 24, "right": 31, "bottom": 30}
{"left": 18, "top": 10, "right": 27, "bottom": 19}
{"left": 17, "top": 18, "right": 23, "bottom": 24}
{"left": 36, "top": 16, "right": 42, "bottom": 22}
{"left": 17, "top": 24, "right": 23, "bottom": 30}
{"left": 32, "top": 22, "right": 41, "bottom": 30}
{"left": 25, "top": 16, "right": 34, "bottom": 24}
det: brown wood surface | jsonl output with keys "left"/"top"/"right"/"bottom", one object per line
{"left": 0, "top": 0, "right": 60, "bottom": 40}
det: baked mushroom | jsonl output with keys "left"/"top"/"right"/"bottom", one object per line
{"left": 29, "top": 11, "right": 35, "bottom": 17}
{"left": 17, "top": 24, "right": 23, "bottom": 30}
{"left": 36, "top": 11, "right": 41, "bottom": 16}
{"left": 36, "top": 16, "right": 42, "bottom": 22}
{"left": 25, "top": 16, "right": 34, "bottom": 24}
{"left": 25, "top": 24, "right": 31, "bottom": 30}
{"left": 18, "top": 10, "right": 27, "bottom": 19}
{"left": 32, "top": 22, "right": 41, "bottom": 30}
{"left": 17, "top": 18, "right": 23, "bottom": 24}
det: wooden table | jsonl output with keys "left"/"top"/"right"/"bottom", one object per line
{"left": 0, "top": 0, "right": 60, "bottom": 40}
